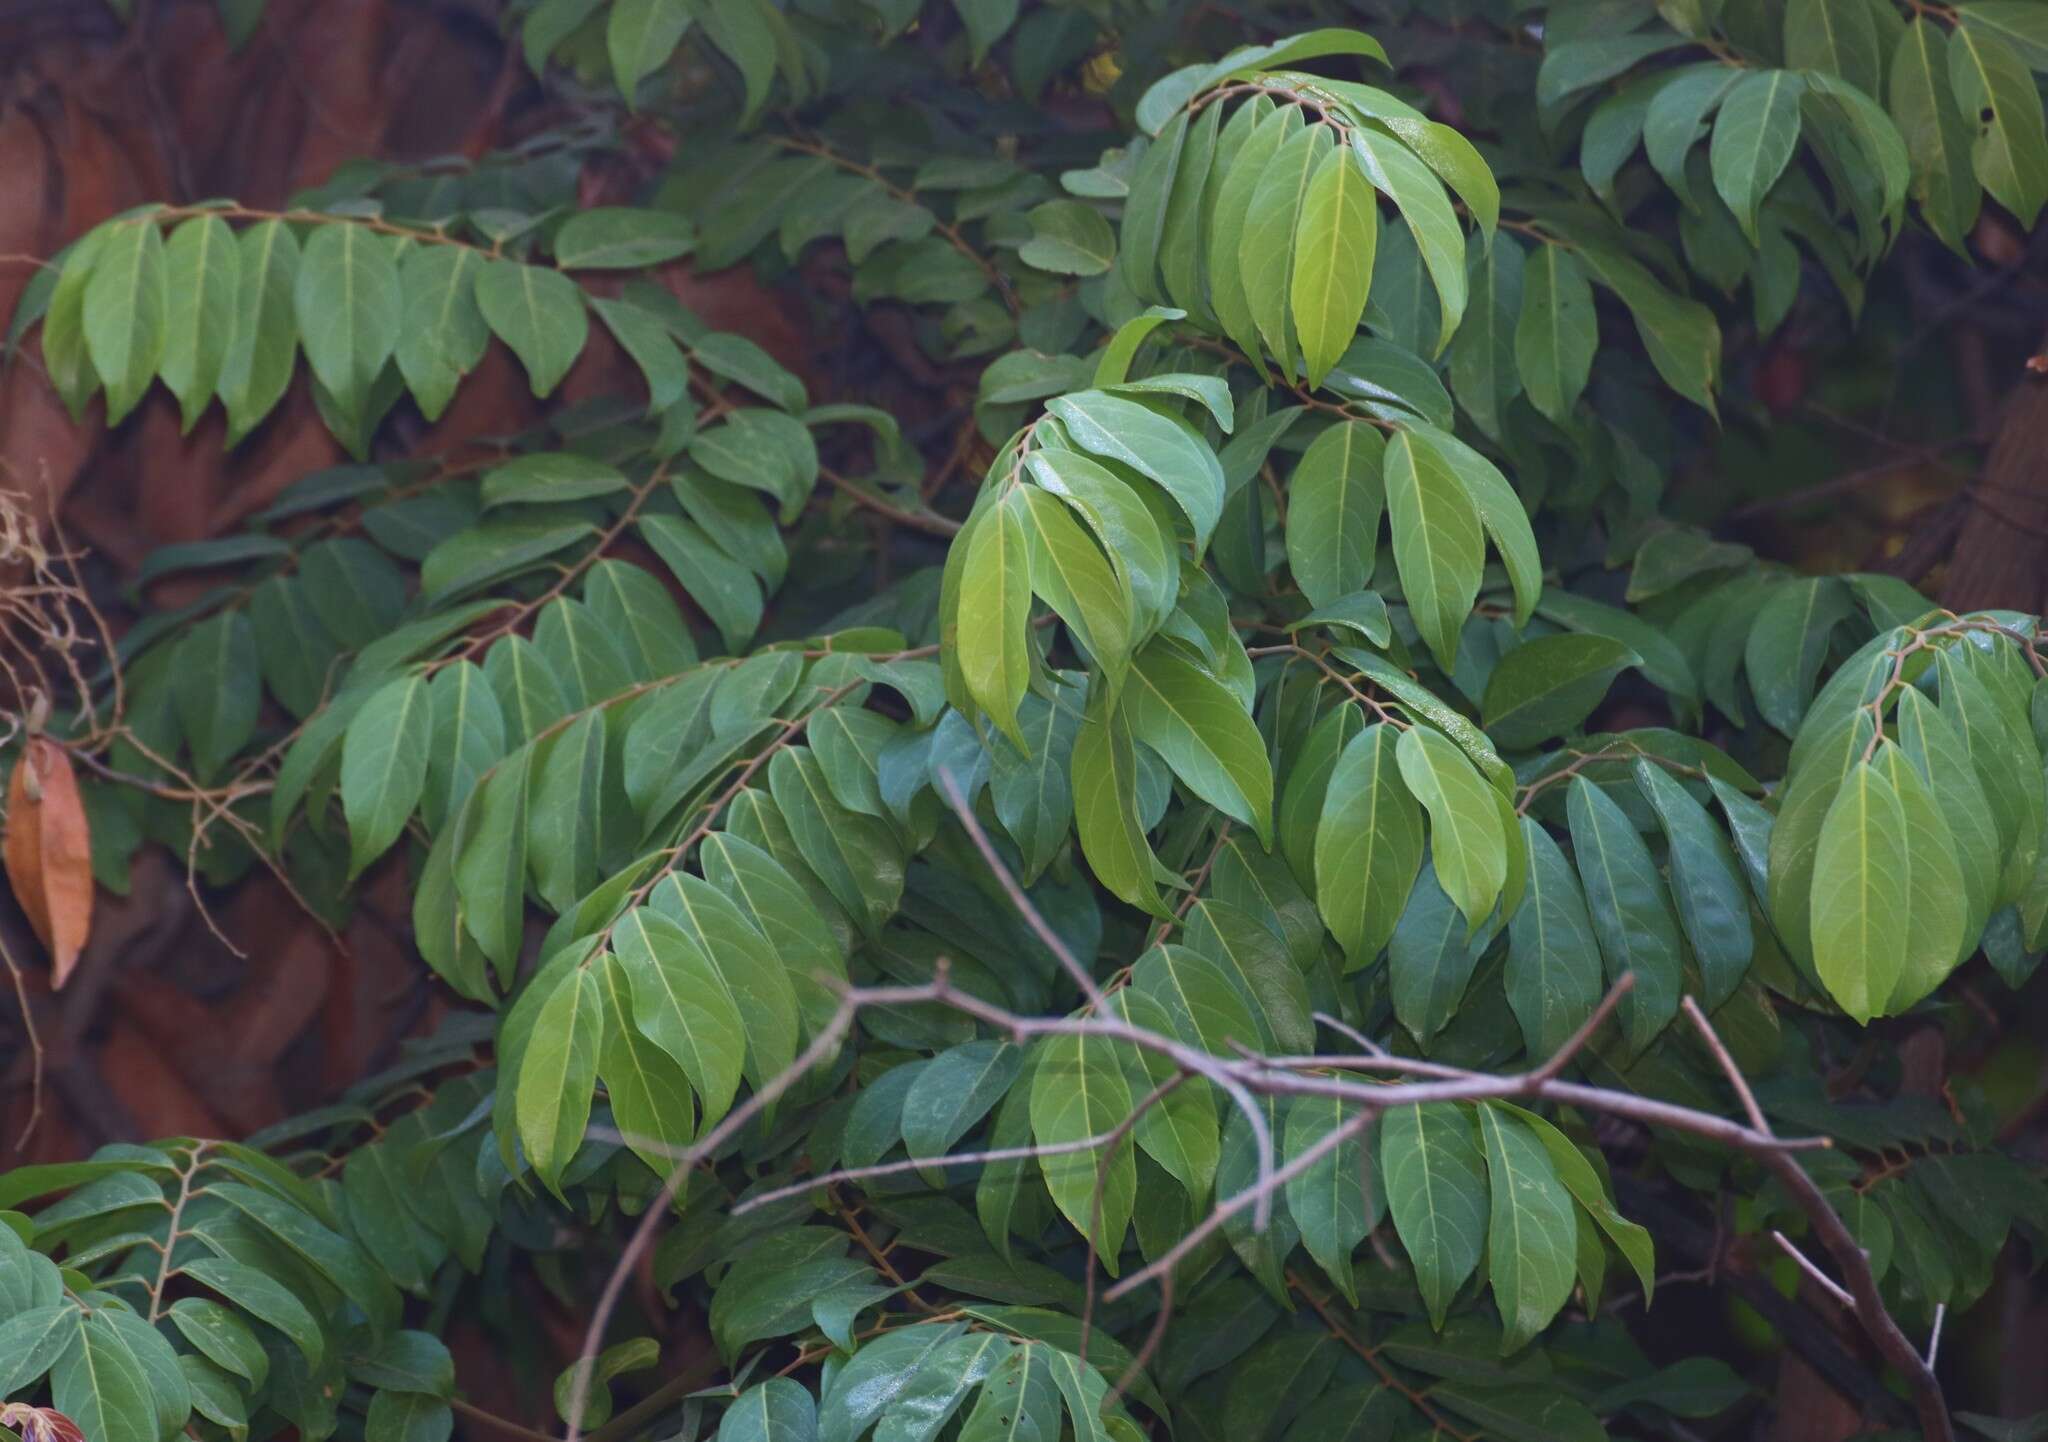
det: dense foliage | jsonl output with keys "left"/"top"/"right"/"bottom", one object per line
{"left": 5, "top": 0, "right": 2048, "bottom": 1439}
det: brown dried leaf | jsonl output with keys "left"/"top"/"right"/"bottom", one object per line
{"left": 5, "top": 737, "right": 94, "bottom": 988}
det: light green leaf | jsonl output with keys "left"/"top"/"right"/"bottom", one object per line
{"left": 1014, "top": 485, "right": 1133, "bottom": 687}
{"left": 1242, "top": 120, "right": 1333, "bottom": 381}
{"left": 1350, "top": 129, "right": 1466, "bottom": 353}
{"left": 1030, "top": 1033, "right": 1136, "bottom": 1270}
{"left": 1868, "top": 741, "right": 1970, "bottom": 1013}
{"left": 1810, "top": 755, "right": 1913, "bottom": 1022}
{"left": 1046, "top": 390, "right": 1227, "bottom": 551}
{"left": 957, "top": 498, "right": 1034, "bottom": 746}
{"left": 594, "top": 949, "right": 696, "bottom": 1174}
{"left": 515, "top": 964, "right": 603, "bottom": 1191}
{"left": 1123, "top": 642, "right": 1274, "bottom": 845}
{"left": 1021, "top": 200, "right": 1117, "bottom": 276}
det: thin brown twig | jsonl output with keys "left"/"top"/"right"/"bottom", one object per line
{"left": 1682, "top": 994, "right": 1772, "bottom": 1136}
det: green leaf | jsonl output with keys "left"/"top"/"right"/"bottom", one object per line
{"left": 768, "top": 747, "right": 906, "bottom": 943}
{"left": 1132, "top": 943, "right": 1265, "bottom": 1057}
{"left": 902, "top": 1041, "right": 1026, "bottom": 1176}
{"left": 172, "top": 608, "right": 260, "bottom": 784}
{"left": 554, "top": 207, "right": 696, "bottom": 269}
{"left": 955, "top": 499, "right": 1033, "bottom": 746}
{"left": 1950, "top": 26, "right": 2048, "bottom": 228}
{"left": 1892, "top": 20, "right": 1984, "bottom": 253}
{"left": 719, "top": 1379, "right": 817, "bottom": 1442}
{"left": 1021, "top": 200, "right": 1117, "bottom": 276}
{"left": 1645, "top": 66, "right": 1741, "bottom": 207}
{"left": 610, "top": 0, "right": 693, "bottom": 98}
{"left": 1868, "top": 741, "right": 1971, "bottom": 1013}
{"left": 180, "top": 1256, "right": 325, "bottom": 1368}
{"left": 394, "top": 246, "right": 489, "bottom": 423}
{"left": 39, "top": 225, "right": 107, "bottom": 421}
{"left": 1116, "top": 988, "right": 1220, "bottom": 1200}
{"left": 82, "top": 217, "right": 169, "bottom": 425}
{"left": 1284, "top": 1095, "right": 1376, "bottom": 1305}
{"left": 990, "top": 685, "right": 1084, "bottom": 883}
{"left": 516, "top": 963, "right": 603, "bottom": 1191}
{"left": 1315, "top": 722, "right": 1425, "bottom": 971}
{"left": 475, "top": 259, "right": 589, "bottom": 398}
{"left": 1285, "top": 421, "right": 1385, "bottom": 609}
{"left": 958, "top": 1345, "right": 1058, "bottom": 1442}
{"left": 1515, "top": 244, "right": 1596, "bottom": 424}
{"left": 1566, "top": 775, "right": 1683, "bottom": 1053}
{"left": 1241, "top": 120, "right": 1333, "bottom": 380}
{"left": 1014, "top": 486, "right": 1133, "bottom": 688}
{"left": 1810, "top": 754, "right": 1914, "bottom": 1021}
{"left": 453, "top": 744, "right": 533, "bottom": 981}
{"left": 1482, "top": 635, "right": 1638, "bottom": 750}
{"left": 1895, "top": 686, "right": 1999, "bottom": 951}
{"left": 340, "top": 673, "right": 432, "bottom": 878}
{"left": 1029, "top": 1031, "right": 1135, "bottom": 1269}
{"left": 652, "top": 869, "right": 803, "bottom": 1085}
{"left": 613, "top": 907, "right": 745, "bottom": 1128}
{"left": 366, "top": 1391, "right": 453, "bottom": 1442}
{"left": 1351, "top": 129, "right": 1466, "bottom": 353}
{"left": 1123, "top": 642, "right": 1274, "bottom": 845}
{"left": 51, "top": 1310, "right": 160, "bottom": 1442}
{"left": 1026, "top": 448, "right": 1178, "bottom": 636}
{"left": 1383, "top": 428, "right": 1484, "bottom": 671}
{"left": 1209, "top": 100, "right": 1294, "bottom": 379}
{"left": 637, "top": 513, "right": 764, "bottom": 653}
{"left": 1477, "top": 1104, "right": 1576, "bottom": 1352}
{"left": 1504, "top": 817, "right": 1604, "bottom": 1057}
{"left": 1633, "top": 759, "right": 1754, "bottom": 1007}
{"left": 294, "top": 223, "right": 402, "bottom": 429}
{"left": 1045, "top": 390, "right": 1227, "bottom": 551}
{"left": 1785, "top": 0, "right": 1882, "bottom": 92}
{"left": 1447, "top": 231, "right": 1522, "bottom": 441}
{"left": 1382, "top": 1102, "right": 1488, "bottom": 1330}
{"left": 1185, "top": 899, "right": 1315, "bottom": 1054}
{"left": 159, "top": 215, "right": 239, "bottom": 431}
{"left": 1573, "top": 240, "right": 1721, "bottom": 416}
{"left": 594, "top": 949, "right": 697, "bottom": 1174}
{"left": 1746, "top": 577, "right": 1856, "bottom": 736}
{"left": 701, "top": 831, "right": 847, "bottom": 1035}
{"left": 168, "top": 1298, "right": 269, "bottom": 1390}
{"left": 209, "top": 1180, "right": 401, "bottom": 1334}
{"left": 1709, "top": 70, "right": 1808, "bottom": 241}
{"left": 1396, "top": 725, "right": 1507, "bottom": 935}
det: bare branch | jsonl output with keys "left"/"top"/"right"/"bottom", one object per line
{"left": 1682, "top": 994, "right": 1771, "bottom": 1136}
{"left": 935, "top": 766, "right": 1107, "bottom": 1013}
{"left": 1773, "top": 1229, "right": 1855, "bottom": 1308}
